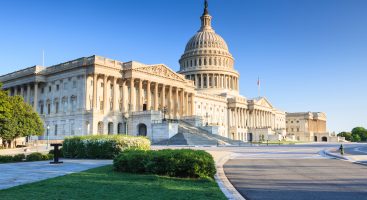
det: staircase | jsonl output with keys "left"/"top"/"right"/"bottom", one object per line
{"left": 154, "top": 120, "right": 247, "bottom": 146}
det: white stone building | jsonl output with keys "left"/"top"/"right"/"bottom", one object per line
{"left": 0, "top": 1, "right": 286, "bottom": 143}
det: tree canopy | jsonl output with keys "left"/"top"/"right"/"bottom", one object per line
{"left": 339, "top": 127, "right": 367, "bottom": 142}
{"left": 0, "top": 83, "right": 44, "bottom": 146}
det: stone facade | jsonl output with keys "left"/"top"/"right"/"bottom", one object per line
{"left": 286, "top": 112, "right": 342, "bottom": 142}
{"left": 0, "top": 1, "right": 287, "bottom": 143}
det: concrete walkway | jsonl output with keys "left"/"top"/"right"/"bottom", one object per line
{"left": 0, "top": 159, "right": 112, "bottom": 190}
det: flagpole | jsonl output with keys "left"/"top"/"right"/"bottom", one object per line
{"left": 257, "top": 76, "right": 260, "bottom": 97}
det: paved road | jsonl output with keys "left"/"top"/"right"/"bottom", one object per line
{"left": 345, "top": 144, "right": 367, "bottom": 155}
{"left": 223, "top": 144, "right": 367, "bottom": 200}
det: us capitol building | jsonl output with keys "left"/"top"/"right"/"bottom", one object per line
{"left": 0, "top": 1, "right": 288, "bottom": 144}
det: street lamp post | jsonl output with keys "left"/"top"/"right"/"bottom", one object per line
{"left": 206, "top": 112, "right": 209, "bottom": 126}
{"left": 46, "top": 125, "right": 50, "bottom": 150}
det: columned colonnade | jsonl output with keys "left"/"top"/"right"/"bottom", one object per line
{"left": 9, "top": 82, "right": 39, "bottom": 110}
{"left": 186, "top": 73, "right": 238, "bottom": 90}
{"left": 229, "top": 107, "right": 275, "bottom": 129}
{"left": 90, "top": 74, "right": 195, "bottom": 118}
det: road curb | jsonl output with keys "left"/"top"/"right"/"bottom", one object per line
{"left": 214, "top": 153, "right": 246, "bottom": 200}
{"left": 321, "top": 150, "right": 347, "bottom": 160}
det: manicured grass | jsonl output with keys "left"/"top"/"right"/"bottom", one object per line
{"left": 0, "top": 165, "right": 226, "bottom": 200}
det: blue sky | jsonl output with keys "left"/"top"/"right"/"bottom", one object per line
{"left": 0, "top": 0, "right": 366, "bottom": 132}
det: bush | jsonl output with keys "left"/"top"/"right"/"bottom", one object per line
{"left": 113, "top": 149, "right": 216, "bottom": 179}
{"left": 12, "top": 154, "right": 26, "bottom": 162}
{"left": 62, "top": 135, "right": 151, "bottom": 159}
{"left": 26, "top": 152, "right": 44, "bottom": 161}
{"left": 0, "top": 155, "right": 14, "bottom": 163}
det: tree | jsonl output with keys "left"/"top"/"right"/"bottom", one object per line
{"left": 352, "top": 134, "right": 361, "bottom": 142}
{"left": 351, "top": 127, "right": 367, "bottom": 142}
{"left": 338, "top": 132, "right": 352, "bottom": 141}
{"left": 0, "top": 83, "right": 44, "bottom": 148}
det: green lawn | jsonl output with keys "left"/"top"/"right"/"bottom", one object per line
{"left": 0, "top": 165, "right": 226, "bottom": 200}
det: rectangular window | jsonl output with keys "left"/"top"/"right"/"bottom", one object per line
{"left": 41, "top": 88, "right": 44, "bottom": 94}
{"left": 100, "top": 101, "right": 104, "bottom": 110}
{"left": 73, "top": 80, "right": 77, "bottom": 88}
{"left": 56, "top": 85, "right": 59, "bottom": 91}
{"left": 49, "top": 86, "right": 51, "bottom": 92}
{"left": 55, "top": 102, "right": 59, "bottom": 114}
{"left": 47, "top": 104, "right": 51, "bottom": 114}
{"left": 40, "top": 104, "right": 44, "bottom": 114}
{"left": 55, "top": 124, "right": 58, "bottom": 136}
{"left": 64, "top": 82, "right": 68, "bottom": 90}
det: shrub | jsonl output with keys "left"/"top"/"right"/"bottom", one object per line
{"left": 47, "top": 153, "right": 54, "bottom": 160}
{"left": 62, "top": 135, "right": 150, "bottom": 159}
{"left": 113, "top": 149, "right": 216, "bottom": 179}
{"left": 0, "top": 155, "right": 14, "bottom": 163}
{"left": 12, "top": 154, "right": 26, "bottom": 162}
{"left": 26, "top": 152, "right": 44, "bottom": 161}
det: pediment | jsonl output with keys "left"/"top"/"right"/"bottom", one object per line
{"left": 255, "top": 97, "right": 273, "bottom": 109}
{"left": 134, "top": 64, "right": 186, "bottom": 82}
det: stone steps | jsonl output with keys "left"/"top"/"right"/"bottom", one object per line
{"left": 154, "top": 120, "right": 248, "bottom": 146}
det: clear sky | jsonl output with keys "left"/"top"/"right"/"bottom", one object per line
{"left": 0, "top": 0, "right": 366, "bottom": 133}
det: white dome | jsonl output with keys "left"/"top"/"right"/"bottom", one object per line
{"left": 178, "top": 0, "right": 239, "bottom": 96}
{"left": 185, "top": 31, "right": 229, "bottom": 52}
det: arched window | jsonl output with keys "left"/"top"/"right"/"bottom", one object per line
{"left": 190, "top": 60, "right": 193, "bottom": 67}
{"left": 209, "top": 58, "right": 212, "bottom": 65}
{"left": 118, "top": 123, "right": 123, "bottom": 134}
{"left": 98, "top": 122, "right": 104, "bottom": 135}
{"left": 204, "top": 58, "right": 207, "bottom": 65}
{"left": 108, "top": 122, "right": 113, "bottom": 135}
{"left": 138, "top": 124, "right": 147, "bottom": 136}
{"left": 199, "top": 59, "right": 202, "bottom": 66}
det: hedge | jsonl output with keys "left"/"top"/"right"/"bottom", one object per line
{"left": 62, "top": 135, "right": 151, "bottom": 159}
{"left": 0, "top": 153, "right": 53, "bottom": 163}
{"left": 113, "top": 149, "right": 216, "bottom": 179}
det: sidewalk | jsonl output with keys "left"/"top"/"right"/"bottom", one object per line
{"left": 0, "top": 159, "right": 112, "bottom": 190}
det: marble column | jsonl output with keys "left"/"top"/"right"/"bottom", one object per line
{"left": 26, "top": 84, "right": 31, "bottom": 103}
{"left": 212, "top": 75, "right": 215, "bottom": 88}
{"left": 113, "top": 77, "right": 118, "bottom": 112}
{"left": 206, "top": 74, "right": 209, "bottom": 88}
{"left": 103, "top": 76, "right": 108, "bottom": 112}
{"left": 33, "top": 83, "right": 38, "bottom": 111}
{"left": 190, "top": 94, "right": 195, "bottom": 116}
{"left": 138, "top": 79, "right": 143, "bottom": 111}
{"left": 146, "top": 81, "right": 151, "bottom": 110}
{"left": 154, "top": 82, "right": 159, "bottom": 111}
{"left": 20, "top": 86, "right": 24, "bottom": 99}
{"left": 175, "top": 87, "right": 179, "bottom": 118}
{"left": 161, "top": 84, "right": 166, "bottom": 110}
{"left": 200, "top": 74, "right": 204, "bottom": 89}
{"left": 93, "top": 74, "right": 97, "bottom": 109}
{"left": 130, "top": 78, "right": 135, "bottom": 112}
{"left": 168, "top": 86, "right": 172, "bottom": 117}
{"left": 180, "top": 89, "right": 184, "bottom": 117}
{"left": 121, "top": 80, "right": 126, "bottom": 112}
{"left": 185, "top": 92, "right": 189, "bottom": 116}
